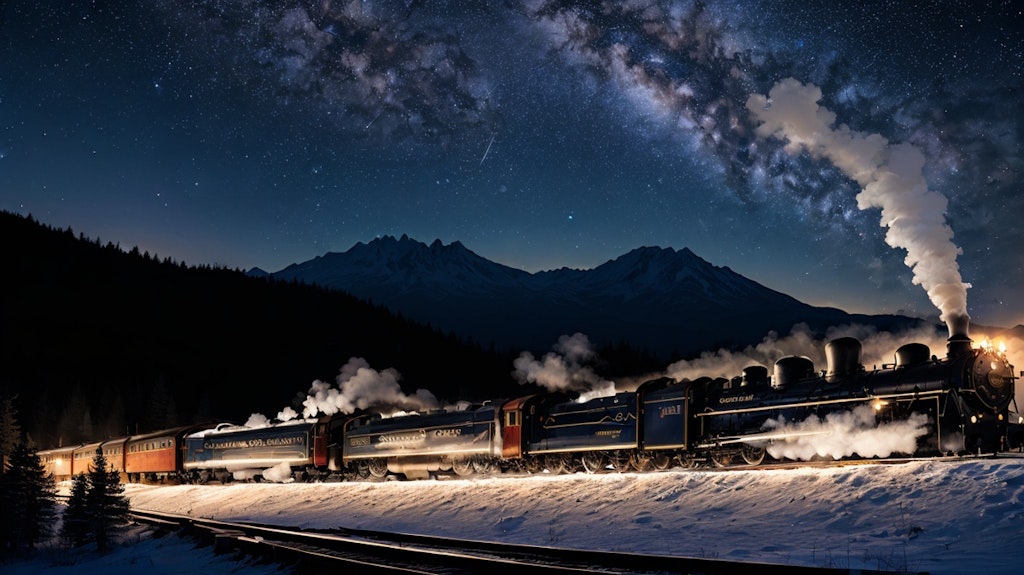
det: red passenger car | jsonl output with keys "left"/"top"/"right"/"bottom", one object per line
{"left": 125, "top": 423, "right": 218, "bottom": 483}
{"left": 37, "top": 445, "right": 75, "bottom": 481}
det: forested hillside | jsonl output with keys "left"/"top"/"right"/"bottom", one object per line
{"left": 0, "top": 211, "right": 530, "bottom": 447}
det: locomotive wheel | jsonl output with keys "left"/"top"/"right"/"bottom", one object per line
{"left": 741, "top": 445, "right": 767, "bottom": 466}
{"left": 630, "top": 452, "right": 654, "bottom": 472}
{"left": 711, "top": 451, "right": 734, "bottom": 468}
{"left": 452, "top": 458, "right": 474, "bottom": 476}
{"left": 609, "top": 451, "right": 632, "bottom": 472}
{"left": 581, "top": 452, "right": 606, "bottom": 474}
{"left": 651, "top": 452, "right": 674, "bottom": 471}
{"left": 472, "top": 458, "right": 495, "bottom": 474}
{"left": 355, "top": 461, "right": 371, "bottom": 479}
{"left": 367, "top": 458, "right": 388, "bottom": 479}
{"left": 545, "top": 454, "right": 569, "bottom": 474}
{"left": 523, "top": 457, "right": 543, "bottom": 474}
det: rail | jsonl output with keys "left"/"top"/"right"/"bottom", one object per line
{"left": 129, "top": 507, "right": 923, "bottom": 575}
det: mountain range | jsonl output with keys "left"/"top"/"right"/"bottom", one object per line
{"left": 257, "top": 235, "right": 921, "bottom": 358}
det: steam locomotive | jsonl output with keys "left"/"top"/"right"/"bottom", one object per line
{"left": 39, "top": 330, "right": 1019, "bottom": 483}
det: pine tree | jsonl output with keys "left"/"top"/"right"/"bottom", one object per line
{"left": 0, "top": 397, "right": 21, "bottom": 467}
{"left": 59, "top": 449, "right": 130, "bottom": 553}
{"left": 0, "top": 442, "right": 57, "bottom": 554}
{"left": 84, "top": 448, "right": 130, "bottom": 553}
{"left": 60, "top": 473, "right": 90, "bottom": 548}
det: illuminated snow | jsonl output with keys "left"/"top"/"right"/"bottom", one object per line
{"left": 114, "top": 457, "right": 1024, "bottom": 574}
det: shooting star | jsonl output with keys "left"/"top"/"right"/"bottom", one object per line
{"left": 480, "top": 133, "right": 495, "bottom": 166}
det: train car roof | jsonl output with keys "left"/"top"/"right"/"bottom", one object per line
{"left": 72, "top": 440, "right": 105, "bottom": 453}
{"left": 186, "top": 418, "right": 318, "bottom": 439}
{"left": 500, "top": 395, "right": 537, "bottom": 411}
{"left": 127, "top": 422, "right": 223, "bottom": 443}
{"left": 35, "top": 445, "right": 77, "bottom": 456}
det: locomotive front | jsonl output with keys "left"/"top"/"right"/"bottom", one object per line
{"left": 946, "top": 331, "right": 1016, "bottom": 451}
{"left": 694, "top": 322, "right": 1018, "bottom": 463}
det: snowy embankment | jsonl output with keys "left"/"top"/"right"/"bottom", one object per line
{"left": 120, "top": 457, "right": 1024, "bottom": 574}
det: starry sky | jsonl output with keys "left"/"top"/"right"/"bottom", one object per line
{"left": 1, "top": 1, "right": 1022, "bottom": 328}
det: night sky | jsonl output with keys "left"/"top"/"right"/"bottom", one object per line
{"left": 2, "top": 1, "right": 1021, "bottom": 327}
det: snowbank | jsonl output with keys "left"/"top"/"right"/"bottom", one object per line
{"left": 122, "top": 457, "right": 1024, "bottom": 574}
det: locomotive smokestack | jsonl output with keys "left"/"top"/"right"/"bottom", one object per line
{"left": 946, "top": 313, "right": 972, "bottom": 357}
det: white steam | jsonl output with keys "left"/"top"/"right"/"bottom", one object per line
{"left": 243, "top": 413, "right": 271, "bottom": 428}
{"left": 299, "top": 357, "right": 439, "bottom": 417}
{"left": 666, "top": 322, "right": 949, "bottom": 383}
{"left": 513, "top": 333, "right": 616, "bottom": 402}
{"left": 760, "top": 404, "right": 930, "bottom": 461}
{"left": 746, "top": 78, "right": 970, "bottom": 332}
{"left": 261, "top": 462, "right": 295, "bottom": 483}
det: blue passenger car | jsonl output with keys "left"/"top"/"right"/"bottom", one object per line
{"left": 183, "top": 420, "right": 321, "bottom": 479}
{"left": 341, "top": 404, "right": 500, "bottom": 479}
{"left": 524, "top": 392, "right": 640, "bottom": 455}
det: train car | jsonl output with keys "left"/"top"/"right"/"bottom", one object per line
{"left": 71, "top": 441, "right": 105, "bottom": 476}
{"left": 636, "top": 376, "right": 704, "bottom": 469}
{"left": 695, "top": 333, "right": 1017, "bottom": 466}
{"left": 338, "top": 403, "right": 501, "bottom": 480}
{"left": 37, "top": 445, "right": 75, "bottom": 481}
{"left": 125, "top": 423, "right": 220, "bottom": 483}
{"left": 182, "top": 419, "right": 328, "bottom": 483}
{"left": 100, "top": 436, "right": 128, "bottom": 480}
{"left": 503, "top": 392, "right": 640, "bottom": 474}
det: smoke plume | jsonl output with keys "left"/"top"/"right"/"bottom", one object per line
{"left": 300, "top": 357, "right": 440, "bottom": 417}
{"left": 760, "top": 404, "right": 930, "bottom": 461}
{"left": 746, "top": 79, "right": 971, "bottom": 334}
{"left": 513, "top": 333, "right": 616, "bottom": 402}
{"left": 666, "top": 322, "right": 949, "bottom": 383}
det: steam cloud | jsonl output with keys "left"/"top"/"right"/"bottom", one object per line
{"left": 760, "top": 404, "right": 930, "bottom": 461}
{"left": 666, "top": 322, "right": 950, "bottom": 383}
{"left": 513, "top": 333, "right": 616, "bottom": 402}
{"left": 746, "top": 79, "right": 971, "bottom": 333}
{"left": 299, "top": 357, "right": 440, "bottom": 418}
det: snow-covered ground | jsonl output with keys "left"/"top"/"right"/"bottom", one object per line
{"left": 8, "top": 457, "right": 1023, "bottom": 574}
{"left": 115, "top": 457, "right": 1022, "bottom": 574}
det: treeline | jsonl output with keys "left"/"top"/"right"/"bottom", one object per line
{"left": 0, "top": 210, "right": 524, "bottom": 448}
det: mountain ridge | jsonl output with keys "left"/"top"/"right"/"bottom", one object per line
{"left": 262, "top": 235, "right": 913, "bottom": 357}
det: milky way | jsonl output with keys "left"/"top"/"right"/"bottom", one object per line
{"left": 0, "top": 0, "right": 1021, "bottom": 326}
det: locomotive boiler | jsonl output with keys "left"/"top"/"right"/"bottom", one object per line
{"left": 696, "top": 326, "right": 1017, "bottom": 466}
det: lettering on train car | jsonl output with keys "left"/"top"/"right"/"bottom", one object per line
{"left": 349, "top": 436, "right": 371, "bottom": 447}
{"left": 378, "top": 430, "right": 427, "bottom": 444}
{"left": 659, "top": 405, "right": 682, "bottom": 418}
{"left": 719, "top": 394, "right": 755, "bottom": 404}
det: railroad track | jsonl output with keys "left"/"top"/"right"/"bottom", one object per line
{"left": 129, "top": 508, "right": 919, "bottom": 574}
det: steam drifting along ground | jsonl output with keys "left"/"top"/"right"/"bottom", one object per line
{"left": 118, "top": 458, "right": 1024, "bottom": 574}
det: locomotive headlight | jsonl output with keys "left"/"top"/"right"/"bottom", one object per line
{"left": 998, "top": 413, "right": 1004, "bottom": 421}
{"left": 872, "top": 399, "right": 888, "bottom": 412}
{"left": 970, "top": 415, "right": 978, "bottom": 424}
{"left": 1019, "top": 415, "right": 1024, "bottom": 425}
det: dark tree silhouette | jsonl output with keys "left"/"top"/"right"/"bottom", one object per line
{"left": 60, "top": 473, "right": 90, "bottom": 548}
{"left": 85, "top": 449, "right": 129, "bottom": 553}
{"left": 59, "top": 449, "right": 130, "bottom": 553}
{"left": 0, "top": 442, "right": 57, "bottom": 555}
{"left": 0, "top": 397, "right": 20, "bottom": 466}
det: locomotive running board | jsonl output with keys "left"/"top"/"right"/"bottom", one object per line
{"left": 696, "top": 429, "right": 832, "bottom": 449}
